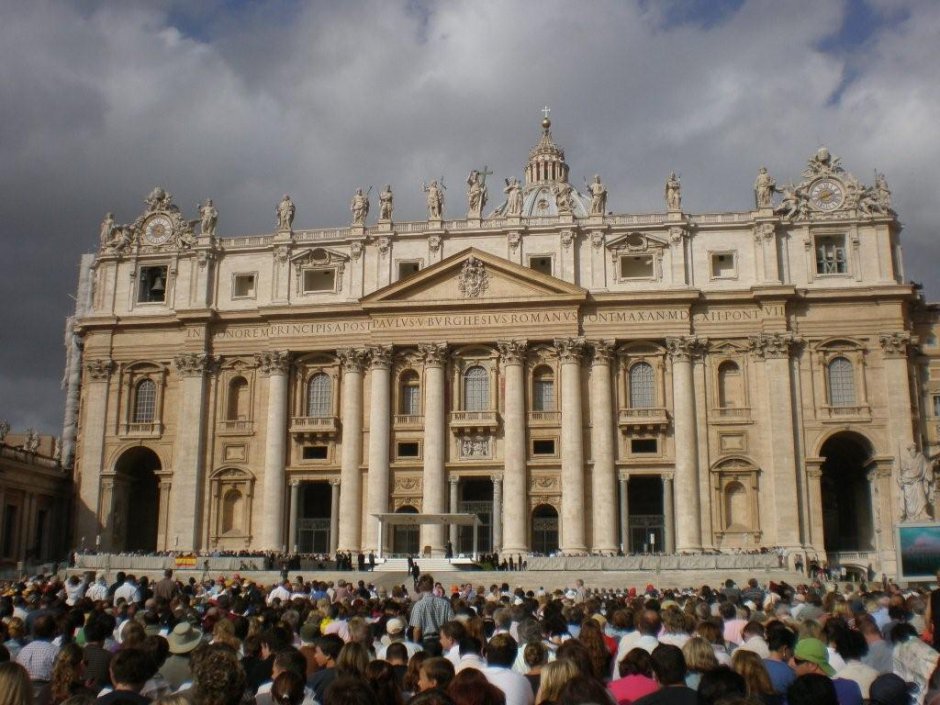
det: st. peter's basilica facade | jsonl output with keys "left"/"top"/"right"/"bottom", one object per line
{"left": 65, "top": 117, "right": 940, "bottom": 576}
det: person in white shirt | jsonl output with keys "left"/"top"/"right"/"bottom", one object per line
{"left": 735, "top": 621, "right": 770, "bottom": 659}
{"left": 114, "top": 575, "right": 139, "bottom": 605}
{"left": 441, "top": 620, "right": 467, "bottom": 668}
{"left": 267, "top": 580, "right": 291, "bottom": 605}
{"left": 456, "top": 636, "right": 487, "bottom": 673}
{"left": 86, "top": 576, "right": 109, "bottom": 603}
{"left": 612, "top": 610, "right": 661, "bottom": 678}
{"left": 255, "top": 647, "right": 318, "bottom": 705}
{"left": 483, "top": 634, "right": 534, "bottom": 705}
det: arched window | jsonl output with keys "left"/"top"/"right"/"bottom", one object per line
{"left": 399, "top": 371, "right": 421, "bottom": 415}
{"left": 532, "top": 366, "right": 555, "bottom": 411}
{"left": 827, "top": 357, "right": 856, "bottom": 407}
{"left": 221, "top": 489, "right": 243, "bottom": 534}
{"left": 717, "top": 361, "right": 742, "bottom": 408}
{"left": 463, "top": 366, "right": 489, "bottom": 411}
{"left": 629, "top": 362, "right": 655, "bottom": 409}
{"left": 133, "top": 379, "right": 156, "bottom": 423}
{"left": 724, "top": 481, "right": 748, "bottom": 530}
{"left": 227, "top": 377, "right": 249, "bottom": 420}
{"left": 306, "top": 373, "right": 332, "bottom": 416}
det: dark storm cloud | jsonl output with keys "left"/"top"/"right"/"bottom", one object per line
{"left": 2, "top": 0, "right": 939, "bottom": 433}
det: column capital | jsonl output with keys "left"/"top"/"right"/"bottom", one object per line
{"left": 419, "top": 342, "right": 448, "bottom": 368}
{"left": 806, "top": 468, "right": 823, "bottom": 479}
{"left": 618, "top": 472, "right": 630, "bottom": 483}
{"left": 589, "top": 340, "right": 616, "bottom": 365}
{"left": 661, "top": 472, "right": 675, "bottom": 483}
{"left": 338, "top": 348, "right": 369, "bottom": 373}
{"left": 491, "top": 473, "right": 504, "bottom": 484}
{"left": 752, "top": 222, "right": 776, "bottom": 242}
{"left": 666, "top": 336, "right": 706, "bottom": 362}
{"left": 497, "top": 340, "right": 527, "bottom": 364}
{"left": 330, "top": 479, "right": 341, "bottom": 487}
{"left": 449, "top": 476, "right": 459, "bottom": 486}
{"left": 290, "top": 479, "right": 301, "bottom": 488}
{"left": 84, "top": 358, "right": 114, "bottom": 381}
{"left": 748, "top": 333, "right": 802, "bottom": 359}
{"left": 553, "top": 336, "right": 586, "bottom": 362}
{"left": 174, "top": 352, "right": 218, "bottom": 377}
{"left": 368, "top": 345, "right": 394, "bottom": 370}
{"left": 255, "top": 350, "right": 291, "bottom": 376}
{"left": 879, "top": 331, "right": 913, "bottom": 358}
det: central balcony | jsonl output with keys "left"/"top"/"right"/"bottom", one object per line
{"left": 450, "top": 410, "right": 500, "bottom": 433}
{"left": 618, "top": 407, "right": 670, "bottom": 432}
{"left": 290, "top": 415, "right": 339, "bottom": 439}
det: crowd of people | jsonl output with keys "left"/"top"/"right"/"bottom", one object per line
{"left": 0, "top": 568, "right": 937, "bottom": 705}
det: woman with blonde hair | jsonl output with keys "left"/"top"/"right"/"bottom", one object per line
{"left": 695, "top": 620, "right": 731, "bottom": 665}
{"left": 682, "top": 636, "right": 719, "bottom": 690}
{"left": 335, "top": 641, "right": 370, "bottom": 679}
{"left": 51, "top": 643, "right": 94, "bottom": 704}
{"left": 211, "top": 618, "right": 240, "bottom": 651}
{"left": 0, "top": 661, "right": 34, "bottom": 705}
{"left": 731, "top": 649, "right": 781, "bottom": 705}
{"left": 4, "top": 618, "right": 27, "bottom": 659}
{"left": 535, "top": 659, "right": 580, "bottom": 705}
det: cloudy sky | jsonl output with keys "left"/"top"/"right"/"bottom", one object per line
{"left": 2, "top": 0, "right": 939, "bottom": 433}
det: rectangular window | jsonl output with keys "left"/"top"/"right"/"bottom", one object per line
{"left": 710, "top": 252, "right": 736, "bottom": 279}
{"left": 401, "top": 384, "right": 421, "bottom": 415}
{"left": 532, "top": 439, "right": 556, "bottom": 455}
{"left": 620, "top": 255, "right": 654, "bottom": 279}
{"left": 529, "top": 256, "right": 552, "bottom": 276}
{"left": 302, "top": 446, "right": 328, "bottom": 460}
{"left": 815, "top": 235, "right": 847, "bottom": 274}
{"left": 533, "top": 380, "right": 555, "bottom": 411}
{"left": 933, "top": 395, "right": 940, "bottom": 417}
{"left": 303, "top": 268, "right": 336, "bottom": 293}
{"left": 138, "top": 266, "right": 168, "bottom": 303}
{"left": 398, "top": 261, "right": 421, "bottom": 280}
{"left": 397, "top": 442, "right": 420, "bottom": 458}
{"left": 233, "top": 273, "right": 256, "bottom": 299}
{"left": 630, "top": 438, "right": 658, "bottom": 454}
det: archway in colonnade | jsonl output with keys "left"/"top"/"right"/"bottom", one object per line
{"left": 820, "top": 431, "right": 875, "bottom": 553}
{"left": 531, "top": 504, "right": 558, "bottom": 555}
{"left": 392, "top": 506, "right": 420, "bottom": 556}
{"left": 112, "top": 446, "right": 161, "bottom": 552}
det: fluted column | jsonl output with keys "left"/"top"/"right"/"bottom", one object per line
{"left": 880, "top": 332, "right": 917, "bottom": 523}
{"left": 556, "top": 337, "right": 587, "bottom": 554}
{"left": 498, "top": 340, "right": 527, "bottom": 555}
{"left": 420, "top": 343, "right": 448, "bottom": 554}
{"left": 288, "top": 481, "right": 300, "bottom": 552}
{"left": 449, "top": 478, "right": 459, "bottom": 548}
{"left": 76, "top": 359, "right": 113, "bottom": 545}
{"left": 806, "top": 467, "right": 824, "bottom": 552}
{"left": 663, "top": 474, "right": 675, "bottom": 553}
{"left": 337, "top": 348, "right": 368, "bottom": 552}
{"left": 257, "top": 350, "right": 290, "bottom": 551}
{"left": 619, "top": 475, "right": 629, "bottom": 553}
{"left": 751, "top": 334, "right": 802, "bottom": 547}
{"left": 366, "top": 346, "right": 393, "bottom": 552}
{"left": 173, "top": 352, "right": 215, "bottom": 551}
{"left": 667, "top": 337, "right": 702, "bottom": 552}
{"left": 492, "top": 474, "right": 503, "bottom": 553}
{"left": 589, "top": 341, "right": 618, "bottom": 553}
{"left": 329, "top": 480, "right": 340, "bottom": 553}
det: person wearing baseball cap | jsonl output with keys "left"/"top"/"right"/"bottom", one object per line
{"left": 790, "top": 638, "right": 863, "bottom": 705}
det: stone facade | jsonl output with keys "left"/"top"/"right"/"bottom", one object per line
{"left": 67, "top": 118, "right": 940, "bottom": 576}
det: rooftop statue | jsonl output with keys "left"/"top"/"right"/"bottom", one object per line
{"left": 199, "top": 199, "right": 218, "bottom": 237}
{"left": 277, "top": 194, "right": 295, "bottom": 231}
{"left": 466, "top": 170, "right": 488, "bottom": 218}
{"left": 379, "top": 185, "right": 393, "bottom": 221}
{"left": 423, "top": 180, "right": 444, "bottom": 220}
{"left": 99, "top": 212, "right": 115, "bottom": 248}
{"left": 754, "top": 167, "right": 777, "bottom": 209}
{"left": 350, "top": 188, "right": 370, "bottom": 225}
{"left": 898, "top": 444, "right": 936, "bottom": 522}
{"left": 503, "top": 177, "right": 523, "bottom": 217}
{"left": 587, "top": 175, "right": 607, "bottom": 216}
{"left": 665, "top": 172, "right": 681, "bottom": 211}
{"left": 554, "top": 182, "right": 574, "bottom": 215}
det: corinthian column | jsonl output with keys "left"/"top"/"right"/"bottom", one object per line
{"left": 366, "top": 346, "right": 393, "bottom": 552}
{"left": 173, "top": 352, "right": 215, "bottom": 551}
{"left": 498, "top": 340, "right": 527, "bottom": 555}
{"left": 420, "top": 343, "right": 448, "bottom": 554}
{"left": 880, "top": 332, "right": 917, "bottom": 522}
{"left": 257, "top": 350, "right": 290, "bottom": 550}
{"left": 492, "top": 474, "right": 503, "bottom": 553}
{"left": 76, "top": 359, "right": 113, "bottom": 545}
{"left": 556, "top": 337, "right": 586, "bottom": 554}
{"left": 337, "top": 348, "right": 368, "bottom": 552}
{"left": 589, "top": 341, "right": 617, "bottom": 553}
{"left": 667, "top": 337, "right": 702, "bottom": 552}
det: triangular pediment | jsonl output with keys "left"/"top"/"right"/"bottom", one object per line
{"left": 606, "top": 231, "right": 669, "bottom": 252}
{"left": 362, "top": 247, "right": 586, "bottom": 309}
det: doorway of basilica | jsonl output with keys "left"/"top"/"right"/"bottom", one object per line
{"left": 820, "top": 432, "right": 875, "bottom": 553}
{"left": 297, "top": 482, "right": 332, "bottom": 553}
{"left": 531, "top": 504, "right": 558, "bottom": 554}
{"left": 393, "top": 506, "right": 420, "bottom": 556}
{"left": 111, "top": 447, "right": 160, "bottom": 552}
{"left": 457, "top": 478, "right": 493, "bottom": 554}
{"left": 628, "top": 476, "right": 665, "bottom": 553}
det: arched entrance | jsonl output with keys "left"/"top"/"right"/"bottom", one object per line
{"left": 531, "top": 504, "right": 559, "bottom": 555}
{"left": 393, "top": 506, "right": 420, "bottom": 556}
{"left": 112, "top": 447, "right": 161, "bottom": 552}
{"left": 820, "top": 432, "right": 875, "bottom": 552}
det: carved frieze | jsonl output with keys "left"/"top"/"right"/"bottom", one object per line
{"left": 457, "top": 256, "right": 488, "bottom": 298}
{"left": 459, "top": 435, "right": 491, "bottom": 459}
{"left": 350, "top": 241, "right": 363, "bottom": 260}
{"left": 560, "top": 230, "right": 575, "bottom": 249}
{"left": 392, "top": 496, "right": 422, "bottom": 511}
{"left": 394, "top": 476, "right": 421, "bottom": 493}
{"left": 428, "top": 234, "right": 442, "bottom": 252}
{"left": 507, "top": 231, "right": 521, "bottom": 251}
{"left": 532, "top": 475, "right": 560, "bottom": 491}
{"left": 590, "top": 231, "right": 605, "bottom": 249}
{"left": 255, "top": 350, "right": 291, "bottom": 376}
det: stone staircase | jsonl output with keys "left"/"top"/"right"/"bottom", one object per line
{"left": 374, "top": 557, "right": 468, "bottom": 573}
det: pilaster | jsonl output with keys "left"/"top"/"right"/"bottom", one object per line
{"left": 76, "top": 358, "right": 113, "bottom": 545}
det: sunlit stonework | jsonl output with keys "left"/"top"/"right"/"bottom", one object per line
{"left": 64, "top": 114, "right": 940, "bottom": 579}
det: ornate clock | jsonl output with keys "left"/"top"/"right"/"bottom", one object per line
{"left": 143, "top": 214, "right": 174, "bottom": 245}
{"left": 809, "top": 178, "right": 845, "bottom": 211}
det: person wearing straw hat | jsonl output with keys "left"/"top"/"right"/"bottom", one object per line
{"left": 160, "top": 621, "right": 203, "bottom": 690}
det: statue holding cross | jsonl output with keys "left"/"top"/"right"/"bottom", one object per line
{"left": 466, "top": 167, "right": 490, "bottom": 218}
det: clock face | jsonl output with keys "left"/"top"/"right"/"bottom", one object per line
{"left": 809, "top": 178, "right": 845, "bottom": 211}
{"left": 143, "top": 214, "right": 174, "bottom": 245}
